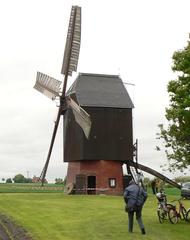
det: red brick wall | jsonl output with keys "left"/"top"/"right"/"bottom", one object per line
{"left": 66, "top": 160, "right": 124, "bottom": 195}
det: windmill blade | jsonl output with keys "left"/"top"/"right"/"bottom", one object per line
{"left": 39, "top": 106, "right": 63, "bottom": 184}
{"left": 34, "top": 72, "right": 62, "bottom": 100}
{"left": 67, "top": 98, "right": 91, "bottom": 139}
{"left": 37, "top": 6, "right": 82, "bottom": 185}
{"left": 61, "top": 6, "right": 81, "bottom": 76}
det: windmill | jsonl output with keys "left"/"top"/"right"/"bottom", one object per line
{"left": 34, "top": 6, "right": 91, "bottom": 185}
{"left": 34, "top": 6, "right": 181, "bottom": 193}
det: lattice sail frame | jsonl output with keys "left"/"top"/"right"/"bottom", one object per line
{"left": 67, "top": 97, "right": 91, "bottom": 139}
{"left": 34, "top": 72, "right": 62, "bottom": 100}
{"left": 61, "top": 6, "right": 81, "bottom": 76}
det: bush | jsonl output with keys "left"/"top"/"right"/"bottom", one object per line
{"left": 6, "top": 178, "right": 12, "bottom": 183}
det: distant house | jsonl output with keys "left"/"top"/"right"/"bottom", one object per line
{"left": 32, "top": 176, "right": 47, "bottom": 183}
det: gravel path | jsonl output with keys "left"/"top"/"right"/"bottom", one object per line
{"left": 0, "top": 214, "right": 32, "bottom": 240}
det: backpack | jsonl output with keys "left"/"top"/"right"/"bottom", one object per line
{"left": 136, "top": 188, "right": 147, "bottom": 207}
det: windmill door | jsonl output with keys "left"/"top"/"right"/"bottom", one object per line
{"left": 87, "top": 176, "right": 96, "bottom": 195}
{"left": 75, "top": 174, "right": 87, "bottom": 194}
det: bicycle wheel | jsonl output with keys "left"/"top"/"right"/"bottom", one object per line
{"left": 157, "top": 208, "right": 167, "bottom": 223}
{"left": 168, "top": 208, "right": 178, "bottom": 224}
{"left": 181, "top": 206, "right": 187, "bottom": 220}
{"left": 186, "top": 209, "right": 190, "bottom": 222}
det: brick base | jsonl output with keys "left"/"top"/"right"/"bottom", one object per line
{"left": 66, "top": 160, "right": 124, "bottom": 195}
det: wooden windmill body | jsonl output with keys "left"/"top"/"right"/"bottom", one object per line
{"left": 64, "top": 73, "right": 134, "bottom": 195}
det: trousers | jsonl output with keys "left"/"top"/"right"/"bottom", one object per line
{"left": 128, "top": 207, "right": 145, "bottom": 232}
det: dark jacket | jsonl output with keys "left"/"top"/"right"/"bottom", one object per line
{"left": 123, "top": 181, "right": 147, "bottom": 209}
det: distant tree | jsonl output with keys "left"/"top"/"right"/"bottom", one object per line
{"left": 1, "top": 178, "right": 5, "bottom": 183}
{"left": 24, "top": 178, "right": 32, "bottom": 183}
{"left": 157, "top": 39, "right": 190, "bottom": 172}
{"left": 6, "top": 178, "right": 12, "bottom": 183}
{"left": 63, "top": 176, "right": 66, "bottom": 185}
{"left": 55, "top": 178, "right": 64, "bottom": 184}
{"left": 143, "top": 177, "right": 151, "bottom": 187}
{"left": 13, "top": 174, "right": 25, "bottom": 183}
{"left": 174, "top": 176, "right": 190, "bottom": 183}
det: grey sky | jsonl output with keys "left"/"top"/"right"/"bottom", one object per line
{"left": 0, "top": 0, "right": 190, "bottom": 182}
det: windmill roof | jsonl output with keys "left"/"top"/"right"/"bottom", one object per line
{"left": 67, "top": 73, "right": 134, "bottom": 108}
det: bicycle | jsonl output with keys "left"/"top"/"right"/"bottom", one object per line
{"left": 168, "top": 198, "right": 188, "bottom": 224}
{"left": 156, "top": 190, "right": 174, "bottom": 224}
{"left": 185, "top": 208, "right": 190, "bottom": 222}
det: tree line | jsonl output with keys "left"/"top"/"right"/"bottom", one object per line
{"left": 1, "top": 174, "right": 33, "bottom": 183}
{"left": 1, "top": 174, "right": 65, "bottom": 184}
{"left": 157, "top": 36, "right": 190, "bottom": 172}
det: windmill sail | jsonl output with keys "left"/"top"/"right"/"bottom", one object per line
{"left": 61, "top": 6, "right": 81, "bottom": 76}
{"left": 67, "top": 98, "right": 91, "bottom": 139}
{"left": 36, "top": 6, "right": 84, "bottom": 186}
{"left": 34, "top": 72, "right": 62, "bottom": 100}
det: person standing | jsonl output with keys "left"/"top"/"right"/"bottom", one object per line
{"left": 124, "top": 180, "right": 147, "bottom": 234}
{"left": 151, "top": 179, "right": 156, "bottom": 194}
{"left": 155, "top": 179, "right": 160, "bottom": 193}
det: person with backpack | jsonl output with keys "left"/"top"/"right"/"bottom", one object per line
{"left": 123, "top": 179, "right": 147, "bottom": 234}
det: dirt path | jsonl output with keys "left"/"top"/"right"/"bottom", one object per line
{"left": 0, "top": 214, "right": 32, "bottom": 240}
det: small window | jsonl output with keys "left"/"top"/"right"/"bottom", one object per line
{"left": 109, "top": 178, "right": 116, "bottom": 188}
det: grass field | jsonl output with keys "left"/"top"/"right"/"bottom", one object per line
{"left": 0, "top": 183, "right": 64, "bottom": 193}
{"left": 0, "top": 187, "right": 190, "bottom": 240}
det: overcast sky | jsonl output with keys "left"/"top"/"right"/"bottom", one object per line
{"left": 0, "top": 0, "right": 190, "bottom": 182}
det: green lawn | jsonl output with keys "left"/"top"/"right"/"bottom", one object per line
{"left": 0, "top": 183, "right": 64, "bottom": 193}
{"left": 0, "top": 191, "right": 189, "bottom": 240}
